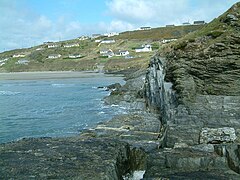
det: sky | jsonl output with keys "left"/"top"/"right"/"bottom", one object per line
{"left": 0, "top": 0, "right": 239, "bottom": 52}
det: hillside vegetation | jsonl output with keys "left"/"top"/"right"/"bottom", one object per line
{"left": 162, "top": 2, "right": 240, "bottom": 102}
{"left": 0, "top": 24, "right": 203, "bottom": 73}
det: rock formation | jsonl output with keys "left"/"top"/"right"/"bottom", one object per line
{"left": 0, "top": 2, "right": 240, "bottom": 179}
{"left": 143, "top": 2, "right": 240, "bottom": 179}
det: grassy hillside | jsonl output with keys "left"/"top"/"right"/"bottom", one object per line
{"left": 162, "top": 2, "right": 240, "bottom": 103}
{"left": 0, "top": 24, "right": 203, "bottom": 73}
{"left": 116, "top": 25, "right": 204, "bottom": 40}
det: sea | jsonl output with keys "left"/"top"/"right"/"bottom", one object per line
{"left": 0, "top": 75, "right": 126, "bottom": 144}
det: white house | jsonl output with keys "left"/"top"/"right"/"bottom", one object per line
{"left": 47, "top": 44, "right": 59, "bottom": 48}
{"left": 68, "top": 54, "right": 81, "bottom": 59}
{"left": 48, "top": 54, "right": 61, "bottom": 59}
{"left": 0, "top": 58, "right": 9, "bottom": 66}
{"left": 63, "top": 43, "right": 79, "bottom": 48}
{"left": 36, "top": 47, "right": 44, "bottom": 51}
{"left": 114, "top": 50, "right": 129, "bottom": 56}
{"left": 101, "top": 39, "right": 115, "bottom": 44}
{"left": 13, "top": 54, "right": 26, "bottom": 58}
{"left": 15, "top": 59, "right": 29, "bottom": 65}
{"left": 100, "top": 49, "right": 114, "bottom": 58}
{"left": 95, "top": 39, "right": 102, "bottom": 43}
{"left": 135, "top": 44, "right": 152, "bottom": 52}
{"left": 161, "top": 38, "right": 177, "bottom": 44}
{"left": 104, "top": 32, "right": 119, "bottom": 37}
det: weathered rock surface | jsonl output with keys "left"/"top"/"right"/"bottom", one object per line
{"left": 142, "top": 2, "right": 240, "bottom": 179}
{"left": 0, "top": 137, "right": 131, "bottom": 179}
{"left": 200, "top": 127, "right": 237, "bottom": 144}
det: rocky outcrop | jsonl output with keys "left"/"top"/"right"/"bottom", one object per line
{"left": 142, "top": 2, "right": 240, "bottom": 179}
{"left": 0, "top": 137, "right": 131, "bottom": 179}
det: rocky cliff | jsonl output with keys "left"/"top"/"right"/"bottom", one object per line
{"left": 1, "top": 2, "right": 240, "bottom": 180}
{"left": 143, "top": 2, "right": 240, "bottom": 179}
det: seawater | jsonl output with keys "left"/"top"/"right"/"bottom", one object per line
{"left": 0, "top": 75, "right": 125, "bottom": 143}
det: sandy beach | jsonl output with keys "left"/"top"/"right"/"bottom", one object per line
{"left": 0, "top": 71, "right": 120, "bottom": 80}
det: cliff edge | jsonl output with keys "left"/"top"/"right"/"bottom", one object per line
{"left": 144, "top": 2, "right": 240, "bottom": 179}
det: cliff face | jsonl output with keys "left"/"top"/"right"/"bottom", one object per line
{"left": 143, "top": 2, "right": 240, "bottom": 179}
{"left": 164, "top": 2, "right": 240, "bottom": 103}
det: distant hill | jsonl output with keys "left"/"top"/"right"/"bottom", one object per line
{"left": 0, "top": 24, "right": 204, "bottom": 73}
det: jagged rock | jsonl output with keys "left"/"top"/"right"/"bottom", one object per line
{"left": 200, "top": 127, "right": 237, "bottom": 144}
{"left": 107, "top": 83, "right": 121, "bottom": 91}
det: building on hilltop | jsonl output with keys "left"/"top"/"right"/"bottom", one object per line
{"left": 140, "top": 27, "right": 151, "bottom": 30}
{"left": 182, "top": 22, "right": 191, "bottom": 25}
{"left": 47, "top": 44, "right": 59, "bottom": 48}
{"left": 135, "top": 44, "right": 152, "bottom": 52}
{"left": 166, "top": 24, "right": 175, "bottom": 27}
{"left": 103, "top": 32, "right": 119, "bottom": 37}
{"left": 193, "top": 21, "right": 205, "bottom": 25}
{"left": 48, "top": 54, "right": 61, "bottom": 59}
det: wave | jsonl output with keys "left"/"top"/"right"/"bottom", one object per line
{"left": 0, "top": 91, "right": 21, "bottom": 96}
{"left": 51, "top": 83, "right": 75, "bottom": 88}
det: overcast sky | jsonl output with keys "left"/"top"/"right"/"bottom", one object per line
{"left": 0, "top": 0, "right": 239, "bottom": 52}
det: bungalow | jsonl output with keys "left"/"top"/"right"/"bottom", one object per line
{"left": 0, "top": 58, "right": 9, "bottom": 63}
{"left": 162, "top": 38, "right": 177, "bottom": 44}
{"left": 36, "top": 47, "right": 44, "bottom": 51}
{"left": 182, "top": 22, "right": 191, "bottom": 25}
{"left": 103, "top": 32, "right": 119, "bottom": 37}
{"left": 194, "top": 21, "right": 205, "bottom": 25}
{"left": 100, "top": 49, "right": 114, "bottom": 58}
{"left": 114, "top": 50, "right": 129, "bottom": 56}
{"left": 68, "top": 54, "right": 81, "bottom": 59}
{"left": 135, "top": 44, "right": 152, "bottom": 52}
{"left": 140, "top": 27, "right": 151, "bottom": 30}
{"left": 95, "top": 39, "right": 102, "bottom": 43}
{"left": 63, "top": 43, "right": 79, "bottom": 48}
{"left": 101, "top": 39, "right": 115, "bottom": 44}
{"left": 15, "top": 59, "right": 29, "bottom": 65}
{"left": 47, "top": 44, "right": 59, "bottom": 48}
{"left": 13, "top": 54, "right": 26, "bottom": 58}
{"left": 48, "top": 54, "right": 61, "bottom": 59}
{"left": 166, "top": 24, "right": 175, "bottom": 27}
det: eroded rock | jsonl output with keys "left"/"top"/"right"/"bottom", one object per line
{"left": 200, "top": 127, "right": 237, "bottom": 144}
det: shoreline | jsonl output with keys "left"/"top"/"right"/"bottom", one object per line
{"left": 0, "top": 71, "right": 124, "bottom": 80}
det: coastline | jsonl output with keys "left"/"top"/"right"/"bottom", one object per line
{"left": 0, "top": 71, "right": 124, "bottom": 80}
